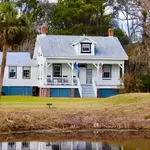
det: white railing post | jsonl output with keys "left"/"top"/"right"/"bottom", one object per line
{"left": 77, "top": 78, "right": 82, "bottom": 98}
{"left": 92, "top": 78, "right": 97, "bottom": 97}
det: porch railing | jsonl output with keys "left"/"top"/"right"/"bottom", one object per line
{"left": 77, "top": 77, "right": 82, "bottom": 98}
{"left": 92, "top": 78, "right": 97, "bottom": 97}
{"left": 46, "top": 77, "right": 78, "bottom": 86}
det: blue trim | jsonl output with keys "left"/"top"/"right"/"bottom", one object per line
{"left": 50, "top": 88, "right": 71, "bottom": 97}
{"left": 99, "top": 89, "right": 119, "bottom": 98}
{"left": 2, "top": 86, "right": 32, "bottom": 96}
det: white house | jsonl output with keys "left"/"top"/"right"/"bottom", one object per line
{"left": 1, "top": 27, "right": 128, "bottom": 98}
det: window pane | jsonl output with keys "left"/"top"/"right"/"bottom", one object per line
{"left": 81, "top": 43, "right": 91, "bottom": 53}
{"left": 103, "top": 65, "right": 111, "bottom": 79}
{"left": 9, "top": 66, "right": 17, "bottom": 79}
{"left": 53, "top": 65, "right": 62, "bottom": 77}
{"left": 23, "top": 66, "right": 31, "bottom": 79}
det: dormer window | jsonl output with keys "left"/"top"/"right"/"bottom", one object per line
{"left": 81, "top": 43, "right": 91, "bottom": 53}
{"left": 72, "top": 36, "right": 96, "bottom": 55}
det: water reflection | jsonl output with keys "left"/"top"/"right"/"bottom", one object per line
{"left": 0, "top": 141, "right": 122, "bottom": 150}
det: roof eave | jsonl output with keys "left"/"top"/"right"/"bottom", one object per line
{"left": 44, "top": 56, "right": 128, "bottom": 61}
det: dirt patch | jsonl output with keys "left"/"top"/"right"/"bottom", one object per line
{"left": 0, "top": 105, "right": 150, "bottom": 133}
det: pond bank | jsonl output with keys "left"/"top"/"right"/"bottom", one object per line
{"left": 0, "top": 130, "right": 150, "bottom": 142}
{"left": 0, "top": 93, "right": 150, "bottom": 133}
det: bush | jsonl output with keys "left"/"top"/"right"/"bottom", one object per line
{"left": 140, "top": 74, "right": 150, "bottom": 92}
{"left": 144, "top": 115, "right": 150, "bottom": 120}
{"left": 121, "top": 73, "right": 141, "bottom": 93}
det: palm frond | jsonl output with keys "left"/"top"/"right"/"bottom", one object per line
{"left": 0, "top": 2, "right": 29, "bottom": 46}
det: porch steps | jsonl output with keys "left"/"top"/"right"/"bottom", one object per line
{"left": 81, "top": 85, "right": 96, "bottom": 98}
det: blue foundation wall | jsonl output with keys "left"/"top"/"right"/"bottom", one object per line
{"left": 99, "top": 89, "right": 119, "bottom": 98}
{"left": 2, "top": 86, "right": 32, "bottom": 96}
{"left": 50, "top": 88, "right": 71, "bottom": 97}
{"left": 50, "top": 88, "right": 80, "bottom": 97}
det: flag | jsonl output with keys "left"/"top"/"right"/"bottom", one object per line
{"left": 74, "top": 62, "right": 80, "bottom": 77}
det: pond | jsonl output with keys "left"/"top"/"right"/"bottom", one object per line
{"left": 0, "top": 131, "right": 149, "bottom": 150}
{"left": 0, "top": 141, "right": 130, "bottom": 150}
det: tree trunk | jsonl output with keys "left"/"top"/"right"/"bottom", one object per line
{"left": 0, "top": 45, "right": 7, "bottom": 99}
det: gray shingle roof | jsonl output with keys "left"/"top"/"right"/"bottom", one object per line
{"left": 0, "top": 52, "right": 37, "bottom": 66}
{"left": 37, "top": 35, "right": 128, "bottom": 60}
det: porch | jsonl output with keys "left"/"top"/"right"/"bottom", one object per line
{"left": 41, "top": 62, "right": 124, "bottom": 86}
{"left": 39, "top": 61, "right": 124, "bottom": 98}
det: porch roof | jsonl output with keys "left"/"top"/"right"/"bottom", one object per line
{"left": 0, "top": 52, "right": 37, "bottom": 66}
{"left": 37, "top": 35, "right": 128, "bottom": 60}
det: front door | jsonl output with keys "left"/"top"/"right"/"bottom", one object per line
{"left": 78, "top": 64, "right": 86, "bottom": 84}
{"left": 86, "top": 69, "right": 92, "bottom": 84}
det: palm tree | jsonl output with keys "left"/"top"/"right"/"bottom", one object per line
{"left": 0, "top": 2, "right": 29, "bottom": 98}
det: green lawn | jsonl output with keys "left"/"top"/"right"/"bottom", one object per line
{"left": 0, "top": 93, "right": 150, "bottom": 108}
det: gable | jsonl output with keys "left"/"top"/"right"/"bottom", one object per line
{"left": 72, "top": 36, "right": 96, "bottom": 46}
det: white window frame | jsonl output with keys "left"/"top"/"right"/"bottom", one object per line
{"left": 102, "top": 65, "right": 111, "bottom": 80}
{"left": 22, "top": 66, "right": 31, "bottom": 79}
{"left": 9, "top": 66, "right": 17, "bottom": 79}
{"left": 81, "top": 43, "right": 91, "bottom": 53}
{"left": 53, "top": 64, "right": 62, "bottom": 77}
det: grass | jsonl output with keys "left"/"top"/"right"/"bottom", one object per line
{"left": 145, "top": 115, "right": 150, "bottom": 119}
{"left": 0, "top": 93, "right": 150, "bottom": 132}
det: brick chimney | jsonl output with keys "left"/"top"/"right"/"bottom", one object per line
{"left": 41, "top": 25, "right": 47, "bottom": 35}
{"left": 108, "top": 28, "right": 114, "bottom": 37}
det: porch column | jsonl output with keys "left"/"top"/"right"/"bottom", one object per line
{"left": 122, "top": 63, "right": 124, "bottom": 76}
{"left": 118, "top": 63, "right": 124, "bottom": 87}
{"left": 67, "top": 63, "right": 74, "bottom": 85}
{"left": 50, "top": 63, "right": 52, "bottom": 80}
{"left": 118, "top": 63, "right": 124, "bottom": 77}
{"left": 47, "top": 62, "right": 52, "bottom": 80}
{"left": 45, "top": 62, "right": 47, "bottom": 84}
{"left": 38, "top": 64, "right": 41, "bottom": 80}
{"left": 42, "top": 63, "right": 45, "bottom": 83}
{"left": 71, "top": 63, "right": 74, "bottom": 85}
{"left": 97, "top": 63, "right": 100, "bottom": 85}
{"left": 93, "top": 63, "right": 100, "bottom": 85}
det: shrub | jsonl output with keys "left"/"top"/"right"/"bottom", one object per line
{"left": 121, "top": 73, "right": 141, "bottom": 93}
{"left": 140, "top": 74, "right": 150, "bottom": 92}
{"left": 144, "top": 115, "right": 150, "bottom": 120}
